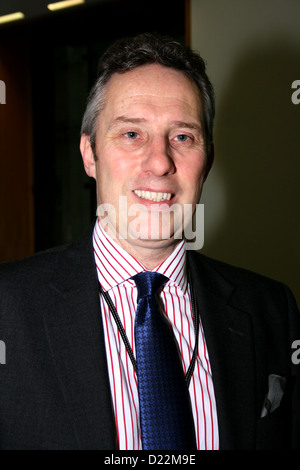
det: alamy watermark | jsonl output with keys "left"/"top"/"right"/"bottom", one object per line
{"left": 97, "top": 196, "right": 204, "bottom": 250}
{"left": 0, "top": 340, "right": 6, "bottom": 364}
{"left": 291, "top": 80, "right": 300, "bottom": 105}
{"left": 0, "top": 80, "right": 6, "bottom": 104}
{"left": 291, "top": 340, "right": 300, "bottom": 365}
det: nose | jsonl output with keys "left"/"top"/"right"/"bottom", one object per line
{"left": 141, "top": 136, "right": 175, "bottom": 176}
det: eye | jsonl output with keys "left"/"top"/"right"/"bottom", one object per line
{"left": 174, "top": 134, "right": 190, "bottom": 142}
{"left": 123, "top": 131, "right": 139, "bottom": 139}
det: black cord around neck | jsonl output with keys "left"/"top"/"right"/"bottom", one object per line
{"left": 98, "top": 266, "right": 199, "bottom": 387}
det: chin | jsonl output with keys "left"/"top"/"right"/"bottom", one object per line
{"left": 128, "top": 224, "right": 184, "bottom": 244}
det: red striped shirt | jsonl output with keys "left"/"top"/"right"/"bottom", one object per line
{"left": 93, "top": 219, "right": 219, "bottom": 450}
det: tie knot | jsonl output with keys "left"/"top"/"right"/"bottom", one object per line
{"left": 132, "top": 272, "right": 168, "bottom": 298}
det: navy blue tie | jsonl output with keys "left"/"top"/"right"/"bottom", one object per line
{"left": 133, "top": 271, "right": 197, "bottom": 450}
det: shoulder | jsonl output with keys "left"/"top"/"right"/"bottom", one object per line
{"left": 189, "top": 249, "right": 279, "bottom": 286}
{"left": 0, "top": 224, "right": 95, "bottom": 297}
{"left": 188, "top": 250, "right": 298, "bottom": 310}
{"left": 0, "top": 224, "right": 96, "bottom": 334}
{"left": 0, "top": 245, "right": 71, "bottom": 325}
{"left": 0, "top": 243, "right": 70, "bottom": 286}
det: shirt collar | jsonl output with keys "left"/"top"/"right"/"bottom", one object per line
{"left": 93, "top": 219, "right": 187, "bottom": 293}
{"left": 154, "top": 240, "right": 187, "bottom": 293}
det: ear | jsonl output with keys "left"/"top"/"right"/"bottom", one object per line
{"left": 204, "top": 142, "right": 214, "bottom": 180}
{"left": 80, "top": 133, "right": 96, "bottom": 179}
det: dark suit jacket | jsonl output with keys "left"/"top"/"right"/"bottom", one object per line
{"left": 0, "top": 226, "right": 299, "bottom": 450}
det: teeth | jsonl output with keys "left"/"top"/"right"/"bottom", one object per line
{"left": 134, "top": 190, "right": 172, "bottom": 201}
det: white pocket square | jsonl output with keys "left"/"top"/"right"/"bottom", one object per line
{"left": 260, "top": 374, "right": 286, "bottom": 418}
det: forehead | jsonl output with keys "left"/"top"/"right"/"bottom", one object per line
{"left": 101, "top": 63, "right": 202, "bottom": 120}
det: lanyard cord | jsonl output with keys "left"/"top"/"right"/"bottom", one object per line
{"left": 98, "top": 266, "right": 199, "bottom": 388}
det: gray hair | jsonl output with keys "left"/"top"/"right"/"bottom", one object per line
{"left": 81, "top": 33, "right": 215, "bottom": 156}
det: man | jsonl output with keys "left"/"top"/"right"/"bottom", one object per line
{"left": 0, "top": 33, "right": 299, "bottom": 450}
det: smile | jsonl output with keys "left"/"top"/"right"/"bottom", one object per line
{"left": 133, "top": 190, "right": 173, "bottom": 202}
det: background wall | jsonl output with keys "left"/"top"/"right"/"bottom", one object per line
{"left": 191, "top": 0, "right": 300, "bottom": 305}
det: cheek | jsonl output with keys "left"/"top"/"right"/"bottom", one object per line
{"left": 95, "top": 150, "right": 134, "bottom": 197}
{"left": 180, "top": 164, "right": 206, "bottom": 206}
{"left": 181, "top": 158, "right": 206, "bottom": 187}
{"left": 98, "top": 145, "right": 136, "bottom": 173}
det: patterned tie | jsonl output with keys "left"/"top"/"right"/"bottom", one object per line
{"left": 133, "top": 271, "right": 197, "bottom": 450}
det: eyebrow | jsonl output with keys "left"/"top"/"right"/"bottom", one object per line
{"left": 108, "top": 116, "right": 147, "bottom": 130}
{"left": 170, "top": 121, "right": 202, "bottom": 132}
{"left": 108, "top": 116, "right": 202, "bottom": 132}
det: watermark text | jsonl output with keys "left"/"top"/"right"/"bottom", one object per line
{"left": 96, "top": 197, "right": 204, "bottom": 250}
{"left": 0, "top": 340, "right": 6, "bottom": 364}
{"left": 291, "top": 340, "right": 300, "bottom": 365}
{"left": 291, "top": 80, "right": 300, "bottom": 105}
{"left": 0, "top": 80, "right": 6, "bottom": 104}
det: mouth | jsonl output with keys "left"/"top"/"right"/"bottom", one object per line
{"left": 133, "top": 189, "right": 174, "bottom": 202}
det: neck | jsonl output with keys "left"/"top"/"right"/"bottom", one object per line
{"left": 117, "top": 239, "right": 181, "bottom": 270}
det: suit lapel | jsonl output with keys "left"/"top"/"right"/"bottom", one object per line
{"left": 43, "top": 227, "right": 117, "bottom": 450}
{"left": 188, "top": 252, "right": 257, "bottom": 449}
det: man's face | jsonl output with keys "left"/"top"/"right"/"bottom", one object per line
{"left": 81, "top": 63, "right": 210, "bottom": 257}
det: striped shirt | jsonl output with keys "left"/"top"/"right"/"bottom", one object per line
{"left": 93, "top": 219, "right": 219, "bottom": 450}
